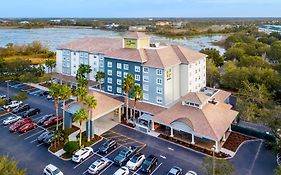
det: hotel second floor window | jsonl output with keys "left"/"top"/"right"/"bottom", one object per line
{"left": 156, "top": 78, "right": 163, "bottom": 85}
{"left": 135, "top": 66, "right": 141, "bottom": 72}
{"left": 156, "top": 96, "right": 163, "bottom": 104}
{"left": 107, "top": 61, "right": 112, "bottom": 68}
{"left": 166, "top": 68, "right": 172, "bottom": 81}
{"left": 156, "top": 69, "right": 163, "bottom": 76}
{"left": 143, "top": 67, "right": 149, "bottom": 73}
{"left": 107, "top": 86, "right": 112, "bottom": 92}
{"left": 123, "top": 72, "right": 128, "bottom": 78}
{"left": 143, "top": 93, "right": 149, "bottom": 100}
{"left": 117, "top": 87, "right": 122, "bottom": 94}
{"left": 143, "top": 84, "right": 149, "bottom": 91}
{"left": 100, "top": 62, "right": 104, "bottom": 67}
{"left": 107, "top": 77, "right": 112, "bottom": 84}
{"left": 117, "top": 63, "right": 122, "bottom": 69}
{"left": 117, "top": 79, "right": 122, "bottom": 85}
{"left": 117, "top": 71, "right": 122, "bottom": 77}
{"left": 123, "top": 64, "right": 129, "bottom": 70}
{"left": 156, "top": 87, "right": 163, "bottom": 94}
{"left": 135, "top": 74, "right": 140, "bottom": 81}
{"left": 107, "top": 69, "right": 112, "bottom": 76}
{"left": 143, "top": 76, "right": 149, "bottom": 82}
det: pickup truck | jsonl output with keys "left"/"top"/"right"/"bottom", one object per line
{"left": 113, "top": 146, "right": 137, "bottom": 166}
{"left": 3, "top": 101, "right": 23, "bottom": 110}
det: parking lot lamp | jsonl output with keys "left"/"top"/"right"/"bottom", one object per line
{"left": 6, "top": 80, "right": 10, "bottom": 98}
{"left": 211, "top": 146, "right": 216, "bottom": 175}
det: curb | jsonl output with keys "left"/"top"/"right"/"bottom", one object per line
{"left": 47, "top": 147, "right": 71, "bottom": 161}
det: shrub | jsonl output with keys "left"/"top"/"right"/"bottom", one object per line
{"left": 63, "top": 141, "right": 79, "bottom": 155}
{"left": 12, "top": 92, "right": 28, "bottom": 101}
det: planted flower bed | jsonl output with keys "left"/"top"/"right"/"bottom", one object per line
{"left": 222, "top": 132, "right": 255, "bottom": 152}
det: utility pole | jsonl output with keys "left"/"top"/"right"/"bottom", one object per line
{"left": 7, "top": 80, "right": 10, "bottom": 98}
{"left": 212, "top": 146, "right": 216, "bottom": 175}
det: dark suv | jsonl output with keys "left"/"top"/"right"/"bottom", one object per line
{"left": 141, "top": 155, "right": 158, "bottom": 174}
{"left": 113, "top": 146, "right": 137, "bottom": 166}
{"left": 12, "top": 104, "right": 30, "bottom": 114}
{"left": 22, "top": 108, "right": 40, "bottom": 118}
{"left": 98, "top": 139, "right": 118, "bottom": 154}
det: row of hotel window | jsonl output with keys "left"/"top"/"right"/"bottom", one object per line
{"left": 107, "top": 86, "right": 163, "bottom": 104}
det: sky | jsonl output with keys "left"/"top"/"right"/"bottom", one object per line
{"left": 0, "top": 0, "right": 280, "bottom": 18}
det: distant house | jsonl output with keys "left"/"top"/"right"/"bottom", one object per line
{"left": 49, "top": 19, "right": 61, "bottom": 23}
{"left": 104, "top": 23, "right": 120, "bottom": 29}
{"left": 129, "top": 25, "right": 147, "bottom": 32}
{"left": 172, "top": 21, "right": 184, "bottom": 29}
{"left": 156, "top": 21, "right": 170, "bottom": 26}
{"left": 19, "top": 21, "right": 30, "bottom": 24}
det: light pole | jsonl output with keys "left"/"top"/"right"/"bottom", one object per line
{"left": 211, "top": 146, "right": 216, "bottom": 175}
{"left": 6, "top": 80, "right": 10, "bottom": 98}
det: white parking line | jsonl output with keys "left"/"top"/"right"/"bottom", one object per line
{"left": 104, "top": 145, "right": 122, "bottom": 158}
{"left": 132, "top": 166, "right": 142, "bottom": 175}
{"left": 18, "top": 127, "right": 40, "bottom": 137}
{"left": 36, "top": 142, "right": 44, "bottom": 147}
{"left": 82, "top": 160, "right": 113, "bottom": 175}
{"left": 160, "top": 155, "right": 166, "bottom": 159}
{"left": 30, "top": 139, "right": 38, "bottom": 143}
{"left": 73, "top": 152, "right": 97, "bottom": 169}
{"left": 0, "top": 112, "right": 10, "bottom": 117}
{"left": 151, "top": 163, "right": 163, "bottom": 175}
{"left": 24, "top": 130, "right": 44, "bottom": 140}
{"left": 168, "top": 147, "right": 174, "bottom": 151}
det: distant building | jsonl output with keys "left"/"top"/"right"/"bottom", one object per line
{"left": 19, "top": 21, "right": 30, "bottom": 24}
{"left": 129, "top": 25, "right": 147, "bottom": 32}
{"left": 156, "top": 21, "right": 170, "bottom": 26}
{"left": 259, "top": 25, "right": 281, "bottom": 34}
{"left": 172, "top": 21, "right": 184, "bottom": 29}
{"left": 49, "top": 19, "right": 61, "bottom": 23}
{"left": 104, "top": 23, "right": 120, "bottom": 29}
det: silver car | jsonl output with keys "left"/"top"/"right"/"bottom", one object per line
{"left": 88, "top": 158, "right": 111, "bottom": 174}
{"left": 3, "top": 116, "right": 21, "bottom": 125}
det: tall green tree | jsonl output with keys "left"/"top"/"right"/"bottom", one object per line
{"left": 75, "top": 86, "right": 88, "bottom": 102}
{"left": 95, "top": 71, "right": 106, "bottom": 91}
{"left": 131, "top": 84, "right": 143, "bottom": 122}
{"left": 275, "top": 165, "right": 281, "bottom": 175}
{"left": 122, "top": 73, "right": 135, "bottom": 122}
{"left": 201, "top": 48, "right": 224, "bottom": 67}
{"left": 60, "top": 85, "right": 72, "bottom": 130}
{"left": 84, "top": 95, "right": 97, "bottom": 141}
{"left": 76, "top": 64, "right": 92, "bottom": 87}
{"left": 73, "top": 108, "right": 88, "bottom": 147}
{"left": 49, "top": 83, "right": 61, "bottom": 130}
{"left": 202, "top": 156, "right": 235, "bottom": 175}
{"left": 206, "top": 59, "right": 220, "bottom": 87}
{"left": 0, "top": 156, "right": 26, "bottom": 175}
{"left": 45, "top": 59, "right": 56, "bottom": 73}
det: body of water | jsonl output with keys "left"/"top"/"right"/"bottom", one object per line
{"left": 0, "top": 28, "right": 225, "bottom": 54}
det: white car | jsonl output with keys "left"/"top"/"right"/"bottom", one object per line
{"left": 43, "top": 164, "right": 63, "bottom": 175}
{"left": 3, "top": 116, "right": 21, "bottom": 125}
{"left": 126, "top": 153, "right": 145, "bottom": 170}
{"left": 185, "top": 171, "right": 197, "bottom": 175}
{"left": 3, "top": 101, "right": 23, "bottom": 110}
{"left": 0, "top": 94, "right": 6, "bottom": 99}
{"left": 113, "top": 166, "right": 129, "bottom": 175}
{"left": 72, "top": 147, "right": 94, "bottom": 163}
{"left": 87, "top": 157, "right": 111, "bottom": 174}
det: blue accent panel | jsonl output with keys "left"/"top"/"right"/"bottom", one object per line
{"left": 104, "top": 57, "right": 142, "bottom": 96}
{"left": 64, "top": 112, "right": 74, "bottom": 128}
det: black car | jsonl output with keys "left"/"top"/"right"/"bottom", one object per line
{"left": 113, "top": 146, "right": 137, "bottom": 166}
{"left": 37, "top": 130, "right": 54, "bottom": 143}
{"left": 22, "top": 108, "right": 40, "bottom": 118}
{"left": 12, "top": 104, "right": 30, "bottom": 114}
{"left": 37, "top": 114, "right": 55, "bottom": 125}
{"left": 141, "top": 155, "right": 158, "bottom": 174}
{"left": 39, "top": 91, "right": 49, "bottom": 96}
{"left": 98, "top": 139, "right": 118, "bottom": 154}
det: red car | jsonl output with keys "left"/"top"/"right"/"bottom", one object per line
{"left": 21, "top": 86, "right": 34, "bottom": 91}
{"left": 9, "top": 118, "right": 32, "bottom": 132}
{"left": 43, "top": 116, "right": 63, "bottom": 127}
{"left": 18, "top": 123, "right": 37, "bottom": 133}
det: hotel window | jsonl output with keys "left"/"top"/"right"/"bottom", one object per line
{"left": 117, "top": 63, "right": 122, "bottom": 69}
{"left": 123, "top": 72, "right": 128, "bottom": 78}
{"left": 166, "top": 68, "right": 172, "bottom": 80}
{"left": 107, "top": 61, "right": 112, "bottom": 68}
{"left": 143, "top": 93, "right": 149, "bottom": 100}
{"left": 143, "top": 76, "right": 149, "bottom": 82}
{"left": 117, "top": 71, "right": 122, "bottom": 77}
{"left": 107, "top": 77, "right": 112, "bottom": 84}
{"left": 117, "top": 79, "right": 122, "bottom": 85}
{"left": 156, "top": 96, "right": 163, "bottom": 104}
{"left": 100, "top": 62, "right": 104, "bottom": 67}
{"left": 135, "top": 74, "right": 140, "bottom": 81}
{"left": 117, "top": 87, "right": 122, "bottom": 94}
{"left": 156, "top": 78, "right": 163, "bottom": 85}
{"left": 123, "top": 64, "right": 129, "bottom": 70}
{"left": 156, "top": 87, "right": 163, "bottom": 94}
{"left": 107, "top": 69, "right": 112, "bottom": 76}
{"left": 135, "top": 83, "right": 140, "bottom": 86}
{"left": 156, "top": 69, "right": 163, "bottom": 76}
{"left": 107, "top": 86, "right": 112, "bottom": 92}
{"left": 143, "top": 67, "right": 149, "bottom": 73}
{"left": 74, "top": 52, "right": 76, "bottom": 55}
{"left": 143, "top": 84, "right": 149, "bottom": 91}
{"left": 135, "top": 66, "right": 140, "bottom": 72}
{"left": 93, "top": 61, "right": 97, "bottom": 65}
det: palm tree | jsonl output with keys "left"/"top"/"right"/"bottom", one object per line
{"left": 49, "top": 83, "right": 61, "bottom": 130}
{"left": 76, "top": 64, "right": 92, "bottom": 87}
{"left": 122, "top": 73, "right": 135, "bottom": 122}
{"left": 60, "top": 85, "right": 72, "bottom": 130}
{"left": 131, "top": 84, "right": 143, "bottom": 122}
{"left": 45, "top": 59, "right": 56, "bottom": 73}
{"left": 0, "top": 156, "right": 26, "bottom": 175}
{"left": 73, "top": 108, "right": 88, "bottom": 147}
{"left": 75, "top": 86, "right": 88, "bottom": 102}
{"left": 84, "top": 95, "right": 97, "bottom": 142}
{"left": 95, "top": 71, "right": 106, "bottom": 91}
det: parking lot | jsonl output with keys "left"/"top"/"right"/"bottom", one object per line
{"left": 0, "top": 80, "right": 278, "bottom": 175}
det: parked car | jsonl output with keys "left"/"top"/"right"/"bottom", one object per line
{"left": 3, "top": 116, "right": 22, "bottom": 126}
{"left": 167, "top": 166, "right": 183, "bottom": 175}
{"left": 18, "top": 122, "right": 37, "bottom": 133}
{"left": 43, "top": 164, "right": 63, "bottom": 175}
{"left": 72, "top": 147, "right": 94, "bottom": 163}
{"left": 0, "top": 94, "right": 6, "bottom": 99}
{"left": 87, "top": 158, "right": 111, "bottom": 174}
{"left": 141, "top": 155, "right": 158, "bottom": 173}
{"left": 98, "top": 139, "right": 118, "bottom": 154}
{"left": 3, "top": 100, "right": 23, "bottom": 110}
{"left": 113, "top": 146, "right": 137, "bottom": 166}
{"left": 185, "top": 171, "right": 197, "bottom": 175}
{"left": 113, "top": 166, "right": 129, "bottom": 175}
{"left": 37, "top": 130, "right": 55, "bottom": 143}
{"left": 43, "top": 116, "right": 63, "bottom": 127}
{"left": 46, "top": 95, "right": 53, "bottom": 100}
{"left": 9, "top": 118, "right": 32, "bottom": 132}
{"left": 12, "top": 104, "right": 30, "bottom": 114}
{"left": 22, "top": 108, "right": 40, "bottom": 118}
{"left": 37, "top": 114, "right": 55, "bottom": 125}
{"left": 43, "top": 132, "right": 55, "bottom": 145}
{"left": 126, "top": 152, "right": 145, "bottom": 170}
{"left": 21, "top": 86, "right": 34, "bottom": 92}
{"left": 30, "top": 89, "right": 42, "bottom": 95}
{"left": 39, "top": 91, "right": 49, "bottom": 96}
